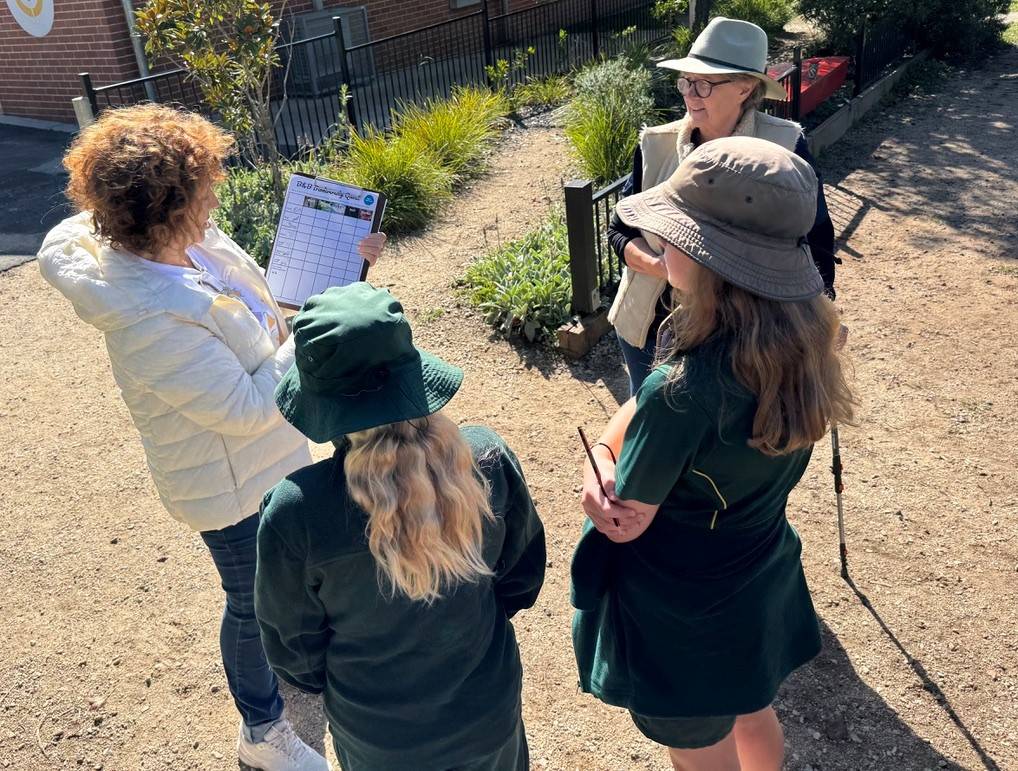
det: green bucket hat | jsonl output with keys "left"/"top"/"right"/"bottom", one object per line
{"left": 274, "top": 283, "right": 463, "bottom": 443}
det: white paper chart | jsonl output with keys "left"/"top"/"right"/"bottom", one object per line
{"left": 266, "top": 174, "right": 385, "bottom": 308}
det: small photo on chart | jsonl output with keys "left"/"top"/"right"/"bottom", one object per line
{"left": 265, "top": 174, "right": 386, "bottom": 309}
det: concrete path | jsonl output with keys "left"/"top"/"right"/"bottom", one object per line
{"left": 0, "top": 123, "right": 73, "bottom": 262}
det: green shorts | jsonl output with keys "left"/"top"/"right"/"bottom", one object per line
{"left": 629, "top": 710, "right": 736, "bottom": 750}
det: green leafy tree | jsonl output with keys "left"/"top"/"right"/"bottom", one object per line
{"left": 135, "top": 0, "right": 285, "bottom": 202}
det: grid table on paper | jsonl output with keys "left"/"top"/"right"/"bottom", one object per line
{"left": 268, "top": 195, "right": 371, "bottom": 305}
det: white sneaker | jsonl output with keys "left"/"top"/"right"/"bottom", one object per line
{"left": 237, "top": 718, "right": 330, "bottom": 771}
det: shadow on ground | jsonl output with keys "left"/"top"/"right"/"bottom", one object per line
{"left": 818, "top": 57, "right": 1018, "bottom": 265}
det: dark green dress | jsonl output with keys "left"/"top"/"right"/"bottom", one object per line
{"left": 572, "top": 341, "right": 822, "bottom": 718}
{"left": 255, "top": 426, "right": 546, "bottom": 770}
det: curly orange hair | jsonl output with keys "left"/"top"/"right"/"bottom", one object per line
{"left": 64, "top": 104, "right": 235, "bottom": 256}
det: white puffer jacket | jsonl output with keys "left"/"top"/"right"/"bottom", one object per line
{"left": 38, "top": 212, "right": 312, "bottom": 532}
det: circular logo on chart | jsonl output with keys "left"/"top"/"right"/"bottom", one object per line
{"left": 7, "top": 0, "right": 54, "bottom": 36}
{"left": 363, "top": 194, "right": 375, "bottom": 206}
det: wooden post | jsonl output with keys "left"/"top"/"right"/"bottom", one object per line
{"left": 564, "top": 180, "right": 599, "bottom": 315}
{"left": 688, "top": 0, "right": 711, "bottom": 35}
{"left": 590, "top": 0, "right": 600, "bottom": 60}
{"left": 79, "top": 72, "right": 99, "bottom": 118}
{"left": 791, "top": 46, "right": 802, "bottom": 121}
{"left": 853, "top": 21, "right": 867, "bottom": 97}
{"left": 481, "top": 0, "right": 495, "bottom": 87}
{"left": 333, "top": 16, "right": 360, "bottom": 131}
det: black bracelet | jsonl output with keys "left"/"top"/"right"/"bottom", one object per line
{"left": 592, "top": 442, "right": 617, "bottom": 464}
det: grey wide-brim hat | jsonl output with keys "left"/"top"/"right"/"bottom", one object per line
{"left": 658, "top": 17, "right": 787, "bottom": 101}
{"left": 615, "top": 136, "right": 823, "bottom": 301}
{"left": 274, "top": 283, "right": 463, "bottom": 443}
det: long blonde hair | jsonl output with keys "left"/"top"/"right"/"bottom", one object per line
{"left": 343, "top": 412, "right": 493, "bottom": 603}
{"left": 663, "top": 268, "right": 856, "bottom": 455}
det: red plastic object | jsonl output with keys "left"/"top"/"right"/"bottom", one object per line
{"left": 766, "top": 56, "right": 851, "bottom": 118}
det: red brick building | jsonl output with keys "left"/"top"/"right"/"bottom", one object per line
{"left": 0, "top": 0, "right": 536, "bottom": 124}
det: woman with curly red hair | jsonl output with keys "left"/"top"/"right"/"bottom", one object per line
{"left": 38, "top": 104, "right": 383, "bottom": 771}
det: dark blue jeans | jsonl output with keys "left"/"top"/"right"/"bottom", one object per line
{"left": 617, "top": 330, "right": 658, "bottom": 397}
{"left": 200, "top": 513, "right": 284, "bottom": 730}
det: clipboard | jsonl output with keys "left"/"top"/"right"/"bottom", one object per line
{"left": 265, "top": 172, "right": 387, "bottom": 310}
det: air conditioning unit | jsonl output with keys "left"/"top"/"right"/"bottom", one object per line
{"left": 287, "top": 6, "right": 374, "bottom": 97}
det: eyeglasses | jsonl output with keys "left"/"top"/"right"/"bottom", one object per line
{"left": 676, "top": 77, "right": 734, "bottom": 98}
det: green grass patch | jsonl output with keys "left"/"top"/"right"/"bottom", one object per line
{"left": 462, "top": 213, "right": 572, "bottom": 343}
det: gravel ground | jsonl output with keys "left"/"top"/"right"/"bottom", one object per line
{"left": 1, "top": 44, "right": 1016, "bottom": 771}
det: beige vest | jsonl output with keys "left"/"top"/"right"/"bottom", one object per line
{"left": 608, "top": 110, "right": 802, "bottom": 348}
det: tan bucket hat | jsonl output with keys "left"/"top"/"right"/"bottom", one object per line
{"left": 658, "top": 17, "right": 787, "bottom": 101}
{"left": 615, "top": 136, "right": 823, "bottom": 301}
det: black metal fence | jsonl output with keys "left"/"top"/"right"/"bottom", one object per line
{"left": 564, "top": 175, "right": 628, "bottom": 314}
{"left": 80, "top": 28, "right": 349, "bottom": 159}
{"left": 343, "top": 0, "right": 670, "bottom": 130}
{"left": 854, "top": 16, "right": 916, "bottom": 95}
{"left": 80, "top": 0, "right": 668, "bottom": 149}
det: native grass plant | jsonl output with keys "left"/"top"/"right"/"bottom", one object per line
{"left": 511, "top": 75, "right": 573, "bottom": 110}
{"left": 565, "top": 58, "right": 654, "bottom": 183}
{"left": 136, "top": 0, "right": 286, "bottom": 202}
{"left": 463, "top": 214, "right": 572, "bottom": 343}
{"left": 394, "top": 86, "right": 509, "bottom": 178}
{"left": 338, "top": 130, "right": 454, "bottom": 234}
{"left": 339, "top": 86, "right": 510, "bottom": 233}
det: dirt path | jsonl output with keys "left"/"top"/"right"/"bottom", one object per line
{"left": 2, "top": 48, "right": 1017, "bottom": 770}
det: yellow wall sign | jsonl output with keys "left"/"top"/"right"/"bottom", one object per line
{"left": 6, "top": 0, "right": 54, "bottom": 36}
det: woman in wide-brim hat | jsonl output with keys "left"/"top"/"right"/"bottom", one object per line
{"left": 254, "top": 282, "right": 546, "bottom": 771}
{"left": 574, "top": 136, "right": 857, "bottom": 770}
{"left": 607, "top": 16, "right": 839, "bottom": 396}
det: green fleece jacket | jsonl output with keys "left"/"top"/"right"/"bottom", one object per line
{"left": 254, "top": 425, "right": 545, "bottom": 769}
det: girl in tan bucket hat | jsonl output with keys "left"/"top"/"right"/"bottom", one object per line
{"left": 608, "top": 16, "right": 838, "bottom": 396}
{"left": 572, "top": 137, "right": 857, "bottom": 771}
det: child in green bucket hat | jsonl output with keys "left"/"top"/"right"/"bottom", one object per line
{"left": 254, "top": 282, "right": 546, "bottom": 771}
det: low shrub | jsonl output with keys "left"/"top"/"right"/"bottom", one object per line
{"left": 337, "top": 129, "right": 454, "bottom": 235}
{"left": 395, "top": 86, "right": 508, "bottom": 179}
{"left": 652, "top": 0, "right": 793, "bottom": 37}
{"left": 565, "top": 58, "right": 654, "bottom": 182}
{"left": 1005, "top": 20, "right": 1018, "bottom": 46}
{"left": 715, "top": 0, "right": 796, "bottom": 36}
{"left": 216, "top": 165, "right": 282, "bottom": 268}
{"left": 800, "top": 0, "right": 1008, "bottom": 60}
{"left": 462, "top": 214, "right": 572, "bottom": 342}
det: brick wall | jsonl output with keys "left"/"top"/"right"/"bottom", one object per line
{"left": 0, "top": 0, "right": 542, "bottom": 123}
{"left": 0, "top": 0, "right": 139, "bottom": 123}
{"left": 279, "top": 0, "right": 539, "bottom": 41}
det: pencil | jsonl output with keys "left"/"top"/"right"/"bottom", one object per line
{"left": 577, "top": 426, "right": 620, "bottom": 528}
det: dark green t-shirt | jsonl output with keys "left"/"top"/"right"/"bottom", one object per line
{"left": 572, "top": 344, "right": 822, "bottom": 717}
{"left": 255, "top": 426, "right": 546, "bottom": 769}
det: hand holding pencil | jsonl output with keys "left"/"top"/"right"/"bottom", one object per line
{"left": 578, "top": 427, "right": 640, "bottom": 538}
